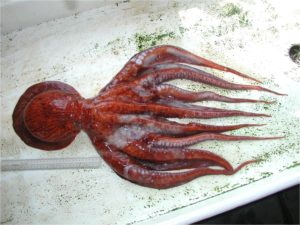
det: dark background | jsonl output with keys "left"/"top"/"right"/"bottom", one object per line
{"left": 194, "top": 184, "right": 299, "bottom": 224}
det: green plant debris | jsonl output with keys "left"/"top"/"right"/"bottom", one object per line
{"left": 255, "top": 146, "right": 287, "bottom": 162}
{"left": 213, "top": 183, "right": 230, "bottom": 193}
{"left": 172, "top": 1, "right": 179, "bottom": 8}
{"left": 220, "top": 3, "right": 250, "bottom": 27}
{"left": 285, "top": 161, "right": 300, "bottom": 169}
{"left": 107, "top": 38, "right": 121, "bottom": 46}
{"left": 247, "top": 177, "right": 256, "bottom": 182}
{"left": 183, "top": 186, "right": 195, "bottom": 196}
{"left": 260, "top": 172, "right": 273, "bottom": 178}
{"left": 148, "top": 13, "right": 164, "bottom": 22}
{"left": 179, "top": 26, "right": 189, "bottom": 35}
{"left": 221, "top": 3, "right": 242, "bottom": 17}
{"left": 134, "top": 31, "right": 176, "bottom": 51}
{"left": 94, "top": 43, "right": 99, "bottom": 49}
{"left": 106, "top": 38, "right": 126, "bottom": 55}
{"left": 239, "top": 12, "right": 250, "bottom": 27}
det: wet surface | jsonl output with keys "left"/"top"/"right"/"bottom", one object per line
{"left": 1, "top": 0, "right": 300, "bottom": 224}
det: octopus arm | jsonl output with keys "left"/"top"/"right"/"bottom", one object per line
{"left": 122, "top": 132, "right": 281, "bottom": 166}
{"left": 92, "top": 138, "right": 243, "bottom": 189}
{"left": 156, "top": 84, "right": 275, "bottom": 104}
{"left": 149, "top": 133, "right": 282, "bottom": 148}
{"left": 117, "top": 115, "right": 263, "bottom": 134}
{"left": 98, "top": 101, "right": 269, "bottom": 118}
{"left": 138, "top": 63, "right": 285, "bottom": 95}
{"left": 137, "top": 160, "right": 219, "bottom": 171}
{"left": 122, "top": 142, "right": 233, "bottom": 171}
{"left": 102, "top": 44, "right": 262, "bottom": 92}
{"left": 138, "top": 45, "right": 261, "bottom": 83}
{"left": 122, "top": 165, "right": 235, "bottom": 189}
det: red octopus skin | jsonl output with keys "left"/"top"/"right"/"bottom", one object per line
{"left": 12, "top": 45, "right": 284, "bottom": 189}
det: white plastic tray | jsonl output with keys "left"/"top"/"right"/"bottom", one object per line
{"left": 1, "top": 1, "right": 300, "bottom": 224}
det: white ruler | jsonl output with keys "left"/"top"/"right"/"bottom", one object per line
{"left": 1, "top": 157, "right": 102, "bottom": 171}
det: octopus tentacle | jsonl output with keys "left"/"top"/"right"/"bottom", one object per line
{"left": 125, "top": 163, "right": 236, "bottom": 189}
{"left": 157, "top": 84, "right": 275, "bottom": 104}
{"left": 139, "top": 159, "right": 257, "bottom": 172}
{"left": 97, "top": 101, "right": 270, "bottom": 118}
{"left": 148, "top": 133, "right": 283, "bottom": 148}
{"left": 102, "top": 45, "right": 261, "bottom": 92}
{"left": 92, "top": 138, "right": 239, "bottom": 189}
{"left": 139, "top": 159, "right": 256, "bottom": 173}
{"left": 138, "top": 63, "right": 285, "bottom": 95}
{"left": 139, "top": 45, "right": 261, "bottom": 83}
{"left": 137, "top": 160, "right": 218, "bottom": 171}
{"left": 101, "top": 62, "right": 139, "bottom": 92}
{"left": 123, "top": 143, "right": 232, "bottom": 171}
{"left": 86, "top": 113, "right": 263, "bottom": 135}
{"left": 117, "top": 114, "right": 264, "bottom": 134}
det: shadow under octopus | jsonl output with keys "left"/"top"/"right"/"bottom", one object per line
{"left": 13, "top": 45, "right": 285, "bottom": 189}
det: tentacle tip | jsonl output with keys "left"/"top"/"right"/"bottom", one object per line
{"left": 261, "top": 135, "right": 285, "bottom": 140}
{"left": 243, "top": 74, "right": 262, "bottom": 83}
{"left": 246, "top": 77, "right": 262, "bottom": 84}
{"left": 278, "top": 93, "right": 288, "bottom": 96}
{"left": 264, "top": 100, "right": 276, "bottom": 104}
{"left": 228, "top": 159, "right": 258, "bottom": 174}
{"left": 255, "top": 158, "right": 275, "bottom": 166}
{"left": 267, "top": 90, "right": 287, "bottom": 96}
{"left": 272, "top": 135, "right": 285, "bottom": 139}
{"left": 252, "top": 123, "right": 266, "bottom": 127}
{"left": 252, "top": 158, "right": 264, "bottom": 164}
{"left": 253, "top": 79, "right": 262, "bottom": 84}
{"left": 259, "top": 114, "right": 271, "bottom": 117}
{"left": 248, "top": 159, "right": 261, "bottom": 164}
{"left": 278, "top": 135, "right": 286, "bottom": 139}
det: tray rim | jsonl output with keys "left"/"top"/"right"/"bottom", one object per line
{"left": 138, "top": 166, "right": 300, "bottom": 225}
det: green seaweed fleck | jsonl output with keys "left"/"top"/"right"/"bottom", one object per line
{"left": 260, "top": 172, "right": 273, "bottom": 178}
{"left": 134, "top": 31, "right": 176, "bottom": 51}
{"left": 221, "top": 3, "right": 242, "bottom": 17}
{"left": 179, "top": 26, "right": 189, "bottom": 35}
{"left": 239, "top": 12, "right": 250, "bottom": 27}
{"left": 285, "top": 161, "right": 300, "bottom": 169}
{"left": 220, "top": 3, "right": 250, "bottom": 27}
{"left": 107, "top": 38, "right": 121, "bottom": 46}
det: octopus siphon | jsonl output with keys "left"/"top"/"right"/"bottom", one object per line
{"left": 13, "top": 45, "right": 285, "bottom": 189}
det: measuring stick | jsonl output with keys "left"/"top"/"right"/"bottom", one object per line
{"left": 1, "top": 157, "right": 102, "bottom": 171}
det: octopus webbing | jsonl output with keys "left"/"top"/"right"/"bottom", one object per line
{"left": 13, "top": 45, "right": 285, "bottom": 189}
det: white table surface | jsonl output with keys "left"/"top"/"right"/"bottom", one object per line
{"left": 1, "top": 1, "right": 300, "bottom": 224}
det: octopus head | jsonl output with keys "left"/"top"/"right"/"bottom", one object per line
{"left": 13, "top": 81, "right": 82, "bottom": 150}
{"left": 24, "top": 90, "right": 80, "bottom": 143}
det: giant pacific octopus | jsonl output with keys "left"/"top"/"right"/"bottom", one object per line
{"left": 13, "top": 45, "right": 285, "bottom": 189}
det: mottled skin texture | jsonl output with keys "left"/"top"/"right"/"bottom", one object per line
{"left": 13, "top": 45, "right": 284, "bottom": 189}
